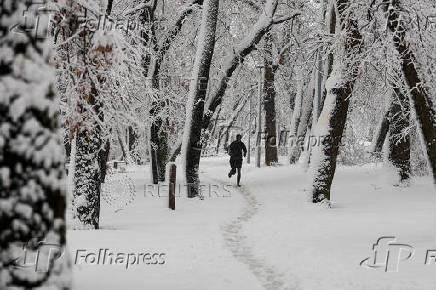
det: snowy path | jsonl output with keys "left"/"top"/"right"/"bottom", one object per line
{"left": 206, "top": 173, "right": 293, "bottom": 289}
{"left": 221, "top": 184, "right": 292, "bottom": 290}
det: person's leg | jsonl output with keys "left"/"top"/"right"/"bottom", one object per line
{"left": 229, "top": 159, "right": 236, "bottom": 177}
{"left": 237, "top": 168, "right": 241, "bottom": 186}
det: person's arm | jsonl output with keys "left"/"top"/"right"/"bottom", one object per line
{"left": 242, "top": 142, "right": 247, "bottom": 157}
{"left": 228, "top": 142, "right": 233, "bottom": 156}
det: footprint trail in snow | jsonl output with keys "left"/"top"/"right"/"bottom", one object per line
{"left": 209, "top": 176, "right": 295, "bottom": 290}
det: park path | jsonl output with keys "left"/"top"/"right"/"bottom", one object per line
{"left": 207, "top": 174, "right": 294, "bottom": 290}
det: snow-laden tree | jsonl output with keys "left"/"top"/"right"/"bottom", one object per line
{"left": 53, "top": 0, "right": 104, "bottom": 229}
{"left": 182, "top": 0, "right": 219, "bottom": 197}
{"left": 143, "top": 0, "right": 205, "bottom": 183}
{"left": 54, "top": 0, "right": 149, "bottom": 228}
{"left": 309, "top": 0, "right": 363, "bottom": 204}
{"left": 263, "top": 31, "right": 279, "bottom": 166}
{"left": 0, "top": 0, "right": 70, "bottom": 287}
{"left": 383, "top": 0, "right": 436, "bottom": 183}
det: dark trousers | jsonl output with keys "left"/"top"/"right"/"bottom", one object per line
{"left": 229, "top": 158, "right": 242, "bottom": 185}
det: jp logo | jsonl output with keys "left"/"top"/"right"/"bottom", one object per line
{"left": 9, "top": 1, "right": 57, "bottom": 39}
{"left": 10, "top": 241, "right": 64, "bottom": 273}
{"left": 360, "top": 236, "right": 414, "bottom": 272}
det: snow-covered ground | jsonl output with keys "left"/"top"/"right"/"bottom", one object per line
{"left": 68, "top": 156, "right": 436, "bottom": 290}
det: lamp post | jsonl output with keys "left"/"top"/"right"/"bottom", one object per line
{"left": 255, "top": 65, "right": 264, "bottom": 168}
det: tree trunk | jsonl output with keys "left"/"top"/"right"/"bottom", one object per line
{"left": 370, "top": 109, "right": 390, "bottom": 153}
{"left": 117, "top": 129, "right": 132, "bottom": 163}
{"left": 182, "top": 0, "right": 219, "bottom": 197}
{"left": 145, "top": 1, "right": 204, "bottom": 183}
{"left": 321, "top": 1, "right": 336, "bottom": 111}
{"left": 289, "top": 66, "right": 307, "bottom": 155}
{"left": 263, "top": 32, "right": 279, "bottom": 165}
{"left": 388, "top": 89, "right": 410, "bottom": 182}
{"left": 314, "top": 0, "right": 328, "bottom": 122}
{"left": 385, "top": 0, "right": 436, "bottom": 183}
{"left": 74, "top": 125, "right": 102, "bottom": 228}
{"left": 155, "top": 118, "right": 169, "bottom": 182}
{"left": 128, "top": 126, "right": 139, "bottom": 164}
{"left": 290, "top": 70, "right": 315, "bottom": 164}
{"left": 223, "top": 126, "right": 232, "bottom": 152}
{"left": 99, "top": 139, "right": 111, "bottom": 183}
{"left": 216, "top": 126, "right": 225, "bottom": 154}
{"left": 149, "top": 124, "right": 159, "bottom": 184}
{"left": 94, "top": 0, "right": 114, "bottom": 186}
{"left": 310, "top": 0, "right": 363, "bottom": 203}
{"left": 204, "top": 106, "right": 222, "bottom": 150}
{"left": 143, "top": 4, "right": 169, "bottom": 183}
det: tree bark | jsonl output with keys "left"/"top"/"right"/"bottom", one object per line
{"left": 385, "top": 0, "right": 436, "bottom": 183}
{"left": 263, "top": 32, "right": 279, "bottom": 165}
{"left": 182, "top": 0, "right": 219, "bottom": 197}
{"left": 388, "top": 89, "right": 410, "bottom": 182}
{"left": 289, "top": 66, "right": 307, "bottom": 155}
{"left": 74, "top": 125, "right": 102, "bottom": 228}
{"left": 310, "top": 0, "right": 363, "bottom": 203}
{"left": 128, "top": 126, "right": 139, "bottom": 164}
{"left": 290, "top": 70, "right": 315, "bottom": 164}
{"left": 149, "top": 124, "right": 160, "bottom": 184}
{"left": 146, "top": 0, "right": 204, "bottom": 183}
{"left": 321, "top": 1, "right": 336, "bottom": 110}
{"left": 99, "top": 139, "right": 111, "bottom": 183}
{"left": 370, "top": 109, "right": 390, "bottom": 153}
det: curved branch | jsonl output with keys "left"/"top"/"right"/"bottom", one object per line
{"left": 202, "top": 0, "right": 300, "bottom": 129}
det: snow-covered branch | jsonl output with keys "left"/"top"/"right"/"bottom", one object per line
{"left": 202, "top": 0, "right": 300, "bottom": 129}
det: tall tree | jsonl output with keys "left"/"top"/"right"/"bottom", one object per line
{"left": 263, "top": 32, "right": 279, "bottom": 165}
{"left": 310, "top": 0, "right": 363, "bottom": 203}
{"left": 0, "top": 1, "right": 70, "bottom": 287}
{"left": 169, "top": 1, "right": 301, "bottom": 161}
{"left": 145, "top": 0, "right": 204, "bottom": 183}
{"left": 182, "top": 0, "right": 219, "bottom": 197}
{"left": 290, "top": 69, "right": 315, "bottom": 164}
{"left": 55, "top": 1, "right": 104, "bottom": 229}
{"left": 384, "top": 0, "right": 436, "bottom": 183}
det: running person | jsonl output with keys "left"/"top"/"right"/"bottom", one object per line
{"left": 228, "top": 134, "right": 247, "bottom": 186}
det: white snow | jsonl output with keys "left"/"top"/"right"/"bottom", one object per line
{"left": 68, "top": 156, "right": 436, "bottom": 289}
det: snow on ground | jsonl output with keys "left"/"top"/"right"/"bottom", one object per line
{"left": 68, "top": 162, "right": 262, "bottom": 290}
{"left": 237, "top": 158, "right": 436, "bottom": 290}
{"left": 68, "top": 156, "right": 436, "bottom": 290}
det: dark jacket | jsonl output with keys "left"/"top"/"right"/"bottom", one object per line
{"left": 228, "top": 140, "right": 247, "bottom": 159}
